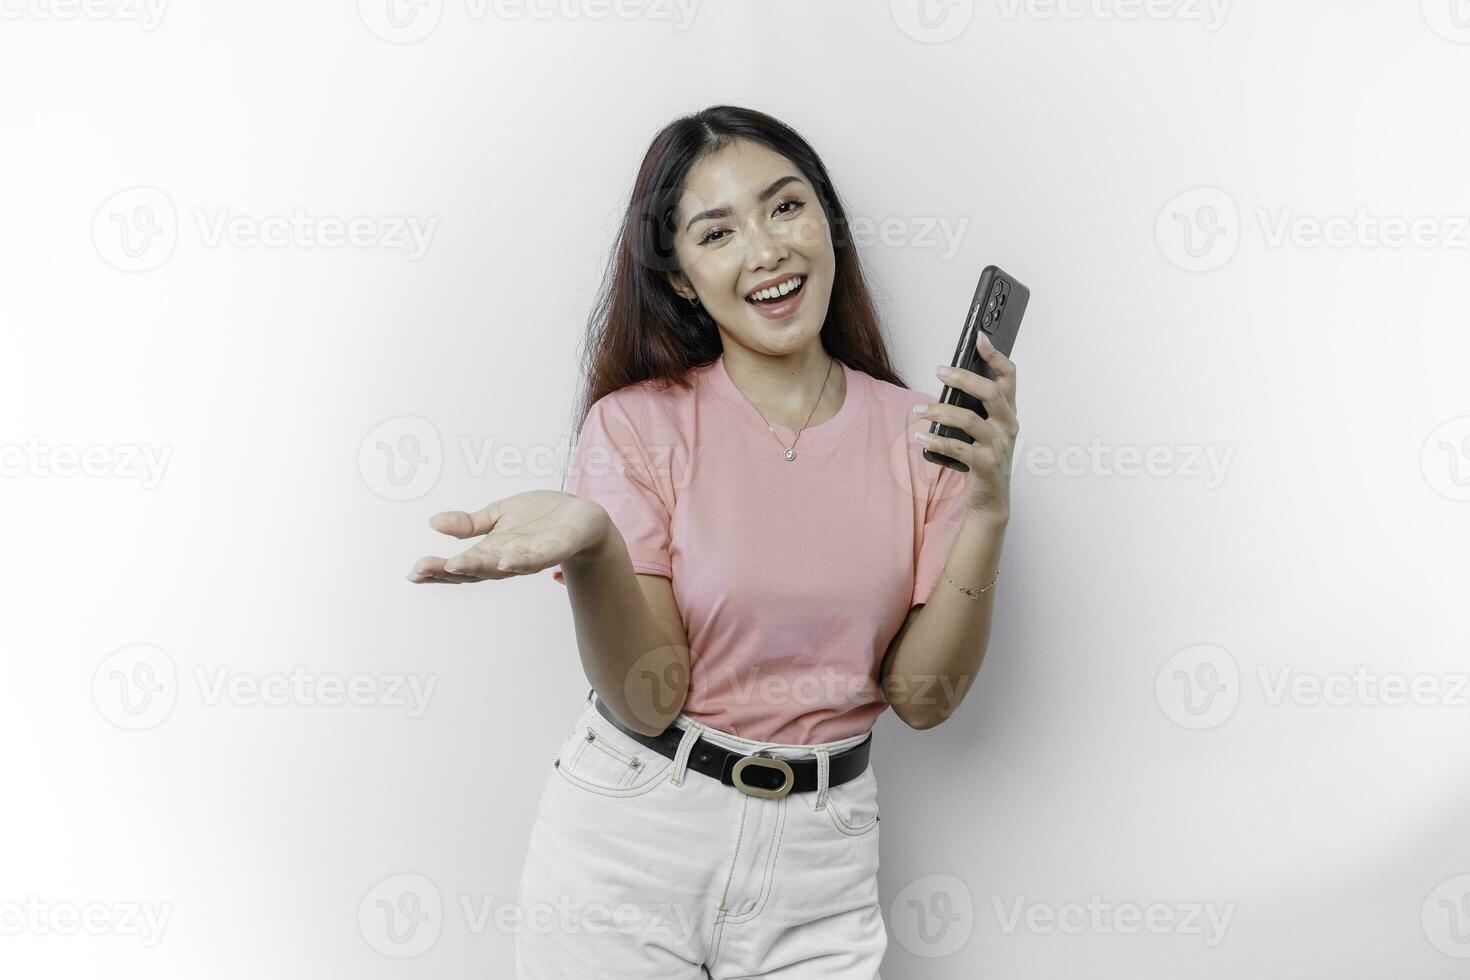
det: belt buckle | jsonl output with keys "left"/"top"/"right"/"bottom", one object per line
{"left": 731, "top": 751, "right": 794, "bottom": 799}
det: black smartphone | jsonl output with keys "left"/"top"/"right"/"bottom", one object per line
{"left": 923, "top": 264, "right": 1029, "bottom": 472}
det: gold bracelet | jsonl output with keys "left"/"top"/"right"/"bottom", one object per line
{"left": 942, "top": 566, "right": 999, "bottom": 599}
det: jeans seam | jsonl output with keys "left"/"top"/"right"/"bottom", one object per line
{"left": 553, "top": 763, "right": 671, "bottom": 798}
{"left": 709, "top": 795, "right": 752, "bottom": 966}
{"left": 719, "top": 797, "right": 787, "bottom": 925}
{"left": 826, "top": 802, "right": 879, "bottom": 836}
{"left": 583, "top": 726, "right": 637, "bottom": 766}
{"left": 582, "top": 730, "right": 643, "bottom": 788}
{"left": 824, "top": 769, "right": 880, "bottom": 835}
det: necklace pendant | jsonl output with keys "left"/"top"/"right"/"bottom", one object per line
{"left": 784, "top": 449, "right": 796, "bottom": 461}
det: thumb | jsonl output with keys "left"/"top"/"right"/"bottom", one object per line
{"left": 430, "top": 500, "right": 504, "bottom": 539}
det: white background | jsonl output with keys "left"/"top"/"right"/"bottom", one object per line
{"left": 3, "top": 0, "right": 1470, "bottom": 976}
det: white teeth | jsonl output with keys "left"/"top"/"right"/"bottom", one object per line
{"left": 748, "top": 275, "right": 803, "bottom": 302}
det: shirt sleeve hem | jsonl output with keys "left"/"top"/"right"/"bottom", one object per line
{"left": 552, "top": 554, "right": 672, "bottom": 585}
{"left": 630, "top": 559, "right": 673, "bottom": 578}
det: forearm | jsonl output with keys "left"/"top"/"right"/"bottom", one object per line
{"left": 559, "top": 513, "right": 690, "bottom": 736}
{"left": 881, "top": 510, "right": 1008, "bottom": 730}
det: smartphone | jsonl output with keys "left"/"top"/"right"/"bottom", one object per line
{"left": 923, "top": 264, "right": 1029, "bottom": 472}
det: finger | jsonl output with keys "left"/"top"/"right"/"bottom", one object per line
{"left": 479, "top": 539, "right": 546, "bottom": 575}
{"left": 916, "top": 429, "right": 974, "bottom": 468}
{"left": 491, "top": 541, "right": 550, "bottom": 574}
{"left": 928, "top": 390, "right": 1014, "bottom": 433}
{"left": 915, "top": 400, "right": 1006, "bottom": 445}
{"left": 974, "top": 332, "right": 1017, "bottom": 406}
{"left": 430, "top": 501, "right": 505, "bottom": 539}
{"left": 935, "top": 368, "right": 1013, "bottom": 428}
{"left": 442, "top": 551, "right": 526, "bottom": 579}
{"left": 409, "top": 566, "right": 466, "bottom": 584}
{"left": 474, "top": 528, "right": 570, "bottom": 576}
{"left": 441, "top": 553, "right": 495, "bottom": 577}
{"left": 413, "top": 574, "right": 465, "bottom": 585}
{"left": 408, "top": 558, "right": 458, "bottom": 581}
{"left": 408, "top": 555, "right": 444, "bottom": 579}
{"left": 500, "top": 525, "right": 576, "bottom": 571}
{"left": 409, "top": 555, "right": 484, "bottom": 584}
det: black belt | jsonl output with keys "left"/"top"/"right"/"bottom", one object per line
{"left": 590, "top": 692, "right": 872, "bottom": 799}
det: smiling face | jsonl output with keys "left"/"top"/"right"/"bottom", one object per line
{"left": 664, "top": 138, "right": 836, "bottom": 358}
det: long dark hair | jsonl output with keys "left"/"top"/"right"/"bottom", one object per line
{"left": 568, "top": 105, "right": 910, "bottom": 439}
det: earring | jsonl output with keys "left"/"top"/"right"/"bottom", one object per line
{"left": 687, "top": 294, "right": 700, "bottom": 307}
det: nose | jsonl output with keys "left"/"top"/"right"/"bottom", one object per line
{"left": 743, "top": 216, "right": 787, "bottom": 272}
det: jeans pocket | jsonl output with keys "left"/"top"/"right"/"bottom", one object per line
{"left": 819, "top": 763, "right": 881, "bottom": 836}
{"left": 552, "top": 702, "right": 672, "bottom": 797}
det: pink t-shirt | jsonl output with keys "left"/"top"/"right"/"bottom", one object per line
{"left": 553, "top": 352, "right": 970, "bottom": 743}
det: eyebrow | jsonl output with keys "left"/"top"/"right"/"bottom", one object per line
{"left": 683, "top": 175, "right": 805, "bottom": 233}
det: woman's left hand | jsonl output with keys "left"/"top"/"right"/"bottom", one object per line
{"left": 913, "top": 330, "right": 1018, "bottom": 521}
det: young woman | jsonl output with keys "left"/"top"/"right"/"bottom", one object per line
{"left": 407, "top": 105, "right": 1017, "bottom": 978}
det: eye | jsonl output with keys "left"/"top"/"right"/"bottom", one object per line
{"left": 773, "top": 195, "right": 804, "bottom": 217}
{"left": 696, "top": 197, "right": 804, "bottom": 247}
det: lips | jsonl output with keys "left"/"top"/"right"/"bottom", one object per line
{"left": 745, "top": 276, "right": 807, "bottom": 320}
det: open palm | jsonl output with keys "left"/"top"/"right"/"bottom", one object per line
{"left": 407, "top": 490, "right": 607, "bottom": 584}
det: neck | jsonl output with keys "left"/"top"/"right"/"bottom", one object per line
{"left": 719, "top": 338, "right": 845, "bottom": 429}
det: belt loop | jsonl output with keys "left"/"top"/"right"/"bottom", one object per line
{"left": 670, "top": 721, "right": 704, "bottom": 786}
{"left": 586, "top": 686, "right": 595, "bottom": 703}
{"left": 814, "top": 747, "right": 831, "bottom": 810}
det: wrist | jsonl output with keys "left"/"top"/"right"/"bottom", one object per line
{"left": 564, "top": 509, "right": 621, "bottom": 570}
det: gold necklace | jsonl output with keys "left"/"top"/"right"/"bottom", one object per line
{"left": 738, "top": 355, "right": 837, "bottom": 462}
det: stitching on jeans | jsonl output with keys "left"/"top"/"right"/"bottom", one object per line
{"left": 557, "top": 702, "right": 671, "bottom": 795}
{"left": 567, "top": 738, "right": 592, "bottom": 774}
{"left": 709, "top": 795, "right": 751, "bottom": 965}
{"left": 709, "top": 908, "right": 727, "bottom": 968}
{"left": 582, "top": 735, "right": 639, "bottom": 789}
{"left": 565, "top": 721, "right": 648, "bottom": 791}
{"left": 583, "top": 725, "right": 637, "bottom": 766}
{"left": 824, "top": 769, "right": 879, "bottom": 835}
{"left": 720, "top": 796, "right": 787, "bottom": 925}
{"left": 671, "top": 721, "right": 704, "bottom": 786}
{"left": 554, "top": 762, "right": 671, "bottom": 798}
{"left": 826, "top": 804, "right": 879, "bottom": 836}
{"left": 583, "top": 730, "right": 641, "bottom": 788}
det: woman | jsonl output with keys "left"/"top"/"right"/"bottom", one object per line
{"left": 407, "top": 105, "right": 1017, "bottom": 978}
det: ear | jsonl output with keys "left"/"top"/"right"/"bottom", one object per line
{"left": 664, "top": 270, "right": 695, "bottom": 303}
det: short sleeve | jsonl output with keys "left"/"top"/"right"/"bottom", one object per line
{"left": 552, "top": 393, "right": 673, "bottom": 585}
{"left": 911, "top": 461, "right": 969, "bottom": 606}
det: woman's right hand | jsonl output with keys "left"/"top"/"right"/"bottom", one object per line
{"left": 407, "top": 490, "right": 609, "bottom": 583}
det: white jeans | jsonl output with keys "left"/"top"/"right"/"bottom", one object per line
{"left": 515, "top": 690, "right": 886, "bottom": 978}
